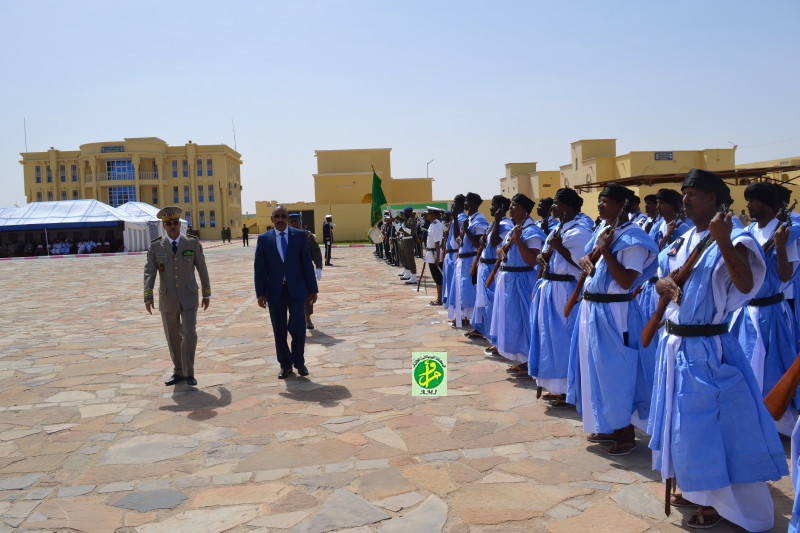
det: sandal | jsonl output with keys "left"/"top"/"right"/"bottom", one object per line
{"left": 484, "top": 346, "right": 500, "bottom": 356}
{"left": 464, "top": 330, "right": 483, "bottom": 339}
{"left": 506, "top": 364, "right": 523, "bottom": 373}
{"left": 686, "top": 506, "right": 722, "bottom": 529}
{"left": 548, "top": 399, "right": 572, "bottom": 409}
{"left": 607, "top": 441, "right": 637, "bottom": 456}
{"left": 670, "top": 493, "right": 695, "bottom": 508}
{"left": 587, "top": 432, "right": 618, "bottom": 443}
{"left": 429, "top": 300, "right": 442, "bottom": 306}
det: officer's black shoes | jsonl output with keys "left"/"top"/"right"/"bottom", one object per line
{"left": 164, "top": 374, "right": 185, "bottom": 386}
{"left": 186, "top": 376, "right": 197, "bottom": 386}
{"left": 278, "top": 368, "right": 294, "bottom": 379}
{"left": 297, "top": 365, "right": 309, "bottom": 377}
{"left": 306, "top": 317, "right": 315, "bottom": 330}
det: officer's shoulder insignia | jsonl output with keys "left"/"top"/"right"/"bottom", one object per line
{"left": 667, "top": 237, "right": 685, "bottom": 257}
{"left": 151, "top": 236, "right": 162, "bottom": 243}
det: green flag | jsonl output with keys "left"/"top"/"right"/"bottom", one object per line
{"left": 370, "top": 170, "right": 388, "bottom": 226}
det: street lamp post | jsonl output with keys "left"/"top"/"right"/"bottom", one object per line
{"left": 426, "top": 159, "right": 434, "bottom": 179}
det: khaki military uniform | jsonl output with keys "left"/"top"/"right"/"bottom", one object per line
{"left": 144, "top": 234, "right": 210, "bottom": 378}
{"left": 399, "top": 217, "right": 418, "bottom": 275}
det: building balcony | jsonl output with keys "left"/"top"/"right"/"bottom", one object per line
{"left": 92, "top": 172, "right": 159, "bottom": 182}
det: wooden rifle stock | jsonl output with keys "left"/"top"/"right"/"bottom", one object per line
{"left": 470, "top": 223, "right": 493, "bottom": 278}
{"left": 537, "top": 214, "right": 566, "bottom": 281}
{"left": 641, "top": 204, "right": 728, "bottom": 347}
{"left": 564, "top": 200, "right": 631, "bottom": 317}
{"left": 764, "top": 352, "right": 800, "bottom": 420}
{"left": 762, "top": 199, "right": 797, "bottom": 253}
{"left": 485, "top": 236, "right": 515, "bottom": 289}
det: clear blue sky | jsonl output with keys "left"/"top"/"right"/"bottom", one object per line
{"left": 2, "top": 0, "right": 798, "bottom": 212}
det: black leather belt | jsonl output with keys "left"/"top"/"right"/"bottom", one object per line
{"left": 543, "top": 272, "right": 576, "bottom": 282}
{"left": 582, "top": 291, "right": 634, "bottom": 303}
{"left": 458, "top": 251, "right": 477, "bottom": 258}
{"left": 445, "top": 248, "right": 458, "bottom": 254}
{"left": 648, "top": 276, "right": 659, "bottom": 283}
{"left": 500, "top": 265, "right": 534, "bottom": 272}
{"left": 479, "top": 258, "right": 496, "bottom": 264}
{"left": 426, "top": 247, "right": 438, "bottom": 251}
{"left": 666, "top": 320, "right": 728, "bottom": 337}
{"left": 748, "top": 293, "right": 784, "bottom": 307}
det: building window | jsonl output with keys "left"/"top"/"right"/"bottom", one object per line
{"left": 71, "top": 164, "right": 78, "bottom": 181}
{"left": 199, "top": 210, "right": 206, "bottom": 228}
{"left": 208, "top": 184, "right": 214, "bottom": 202}
{"left": 197, "top": 159, "right": 203, "bottom": 176}
{"left": 185, "top": 211, "right": 192, "bottom": 228}
{"left": 210, "top": 210, "right": 216, "bottom": 227}
{"left": 47, "top": 191, "right": 53, "bottom": 201}
{"left": 61, "top": 190, "right": 67, "bottom": 201}
{"left": 152, "top": 186, "right": 159, "bottom": 205}
{"left": 107, "top": 160, "right": 135, "bottom": 180}
{"left": 172, "top": 160, "right": 178, "bottom": 178}
{"left": 173, "top": 186, "right": 179, "bottom": 203}
{"left": 182, "top": 160, "right": 188, "bottom": 177}
{"left": 72, "top": 190, "right": 79, "bottom": 200}
{"left": 198, "top": 185, "right": 204, "bottom": 202}
{"left": 35, "top": 165, "right": 42, "bottom": 183}
{"left": 108, "top": 186, "right": 136, "bottom": 207}
{"left": 183, "top": 185, "right": 190, "bottom": 203}
{"left": 207, "top": 158, "right": 213, "bottom": 176}
{"left": 46, "top": 166, "right": 52, "bottom": 182}
{"left": 60, "top": 165, "right": 66, "bottom": 182}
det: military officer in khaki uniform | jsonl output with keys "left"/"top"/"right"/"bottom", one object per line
{"left": 144, "top": 207, "right": 211, "bottom": 387}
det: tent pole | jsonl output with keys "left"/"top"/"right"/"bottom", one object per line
{"left": 44, "top": 226, "right": 49, "bottom": 256}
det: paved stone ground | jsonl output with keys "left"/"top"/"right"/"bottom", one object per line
{"left": 0, "top": 244, "right": 793, "bottom": 532}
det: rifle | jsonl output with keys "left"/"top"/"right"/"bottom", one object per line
{"left": 761, "top": 199, "right": 797, "bottom": 254}
{"left": 657, "top": 208, "right": 686, "bottom": 251}
{"left": 417, "top": 261, "right": 427, "bottom": 292}
{"left": 764, "top": 352, "right": 800, "bottom": 420}
{"left": 536, "top": 213, "right": 566, "bottom": 281}
{"left": 563, "top": 199, "right": 631, "bottom": 317}
{"left": 470, "top": 224, "right": 491, "bottom": 278}
{"left": 485, "top": 226, "right": 519, "bottom": 289}
{"left": 641, "top": 203, "right": 729, "bottom": 347}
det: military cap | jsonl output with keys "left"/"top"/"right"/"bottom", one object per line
{"left": 157, "top": 206, "right": 183, "bottom": 221}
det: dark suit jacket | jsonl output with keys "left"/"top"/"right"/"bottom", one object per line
{"left": 254, "top": 227, "right": 318, "bottom": 302}
{"left": 323, "top": 221, "right": 333, "bottom": 241}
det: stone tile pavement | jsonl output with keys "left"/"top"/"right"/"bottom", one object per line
{"left": 0, "top": 244, "right": 793, "bottom": 532}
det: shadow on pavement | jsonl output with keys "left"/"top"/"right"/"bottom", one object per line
{"left": 280, "top": 377, "right": 352, "bottom": 406}
{"left": 160, "top": 386, "right": 233, "bottom": 420}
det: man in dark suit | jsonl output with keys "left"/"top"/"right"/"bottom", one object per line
{"left": 254, "top": 205, "right": 319, "bottom": 379}
{"left": 323, "top": 214, "right": 334, "bottom": 265}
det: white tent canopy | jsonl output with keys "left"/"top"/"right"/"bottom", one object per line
{"left": 0, "top": 200, "right": 151, "bottom": 252}
{"left": 116, "top": 202, "right": 188, "bottom": 243}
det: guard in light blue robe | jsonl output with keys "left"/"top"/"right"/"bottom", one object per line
{"left": 575, "top": 212, "right": 596, "bottom": 230}
{"left": 448, "top": 193, "right": 489, "bottom": 327}
{"left": 729, "top": 183, "right": 800, "bottom": 436}
{"left": 490, "top": 203, "right": 546, "bottom": 364}
{"left": 529, "top": 188, "right": 592, "bottom": 395}
{"left": 472, "top": 202, "right": 513, "bottom": 341}
{"left": 567, "top": 219, "right": 659, "bottom": 435}
{"left": 441, "top": 201, "right": 467, "bottom": 307}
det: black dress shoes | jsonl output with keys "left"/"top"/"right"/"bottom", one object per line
{"left": 297, "top": 365, "right": 309, "bottom": 377}
{"left": 186, "top": 376, "right": 197, "bottom": 386}
{"left": 164, "top": 375, "right": 185, "bottom": 386}
{"left": 278, "top": 368, "right": 294, "bottom": 379}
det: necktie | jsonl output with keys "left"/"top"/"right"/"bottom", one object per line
{"left": 280, "top": 232, "right": 288, "bottom": 257}
{"left": 172, "top": 240, "right": 178, "bottom": 254}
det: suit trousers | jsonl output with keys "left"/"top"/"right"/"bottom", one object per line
{"left": 267, "top": 286, "right": 307, "bottom": 370}
{"left": 161, "top": 308, "right": 197, "bottom": 377}
{"left": 400, "top": 239, "right": 417, "bottom": 274}
{"left": 324, "top": 241, "right": 332, "bottom": 264}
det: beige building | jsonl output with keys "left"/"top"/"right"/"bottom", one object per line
{"left": 251, "top": 148, "right": 438, "bottom": 241}
{"left": 20, "top": 137, "right": 243, "bottom": 240}
{"left": 499, "top": 163, "right": 560, "bottom": 201}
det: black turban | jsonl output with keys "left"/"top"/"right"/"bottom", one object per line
{"left": 682, "top": 169, "right": 729, "bottom": 207}
{"left": 511, "top": 193, "right": 535, "bottom": 213}
{"left": 655, "top": 188, "right": 683, "bottom": 212}
{"left": 466, "top": 192, "right": 483, "bottom": 205}
{"left": 492, "top": 194, "right": 511, "bottom": 211}
{"left": 644, "top": 194, "right": 657, "bottom": 203}
{"left": 599, "top": 183, "right": 634, "bottom": 203}
{"left": 538, "top": 197, "right": 554, "bottom": 208}
{"left": 632, "top": 195, "right": 641, "bottom": 204}
{"left": 776, "top": 184, "right": 792, "bottom": 206}
{"left": 744, "top": 182, "right": 780, "bottom": 209}
{"left": 554, "top": 187, "right": 583, "bottom": 210}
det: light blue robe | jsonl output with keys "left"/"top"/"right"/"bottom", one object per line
{"left": 449, "top": 212, "right": 489, "bottom": 324}
{"left": 472, "top": 218, "right": 513, "bottom": 340}
{"left": 566, "top": 222, "right": 659, "bottom": 433}
{"left": 489, "top": 217, "right": 546, "bottom": 362}
{"left": 647, "top": 227, "right": 786, "bottom": 528}
{"left": 729, "top": 220, "right": 800, "bottom": 435}
{"left": 637, "top": 218, "right": 693, "bottom": 322}
{"left": 528, "top": 219, "right": 592, "bottom": 393}
{"left": 441, "top": 212, "right": 467, "bottom": 306}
